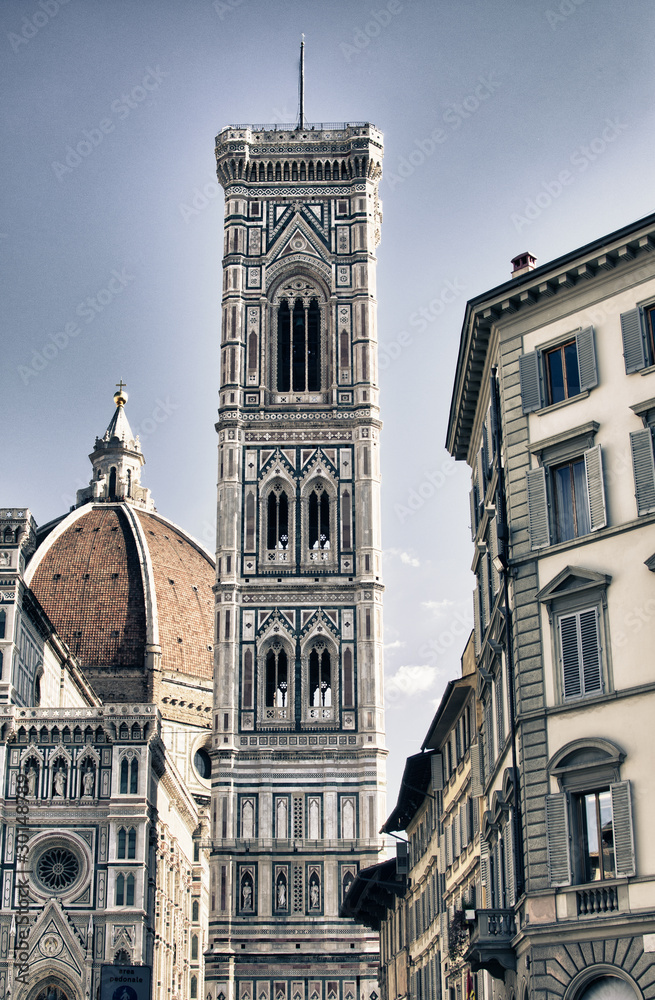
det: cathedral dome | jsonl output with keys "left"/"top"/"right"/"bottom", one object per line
{"left": 23, "top": 391, "right": 216, "bottom": 706}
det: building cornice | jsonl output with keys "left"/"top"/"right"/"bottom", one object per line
{"left": 447, "top": 211, "right": 655, "bottom": 460}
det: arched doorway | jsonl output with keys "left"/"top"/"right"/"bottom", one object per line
{"left": 578, "top": 978, "right": 639, "bottom": 1000}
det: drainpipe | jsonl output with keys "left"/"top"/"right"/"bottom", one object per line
{"left": 490, "top": 369, "right": 525, "bottom": 900}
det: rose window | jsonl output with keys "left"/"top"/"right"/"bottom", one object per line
{"left": 36, "top": 847, "right": 79, "bottom": 891}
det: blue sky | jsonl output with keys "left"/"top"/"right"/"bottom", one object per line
{"left": 2, "top": 0, "right": 654, "bottom": 811}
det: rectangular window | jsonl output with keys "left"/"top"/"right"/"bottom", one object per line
{"left": 526, "top": 444, "right": 606, "bottom": 549}
{"left": 558, "top": 607, "right": 602, "bottom": 699}
{"left": 552, "top": 457, "right": 590, "bottom": 542}
{"left": 544, "top": 340, "right": 581, "bottom": 404}
{"left": 519, "top": 327, "right": 597, "bottom": 413}
{"left": 577, "top": 789, "right": 616, "bottom": 881}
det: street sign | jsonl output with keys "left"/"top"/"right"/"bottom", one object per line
{"left": 100, "top": 965, "right": 152, "bottom": 1000}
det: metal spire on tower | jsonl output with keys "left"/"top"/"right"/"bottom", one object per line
{"left": 298, "top": 34, "right": 305, "bottom": 128}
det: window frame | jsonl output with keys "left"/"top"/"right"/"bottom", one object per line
{"left": 546, "top": 740, "right": 635, "bottom": 886}
{"left": 519, "top": 326, "right": 598, "bottom": 414}
{"left": 526, "top": 441, "right": 606, "bottom": 550}
{"left": 537, "top": 566, "right": 613, "bottom": 706}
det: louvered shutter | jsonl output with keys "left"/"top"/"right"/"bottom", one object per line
{"left": 579, "top": 608, "right": 602, "bottom": 694}
{"left": 630, "top": 428, "right": 655, "bottom": 514}
{"left": 495, "top": 674, "right": 505, "bottom": 750}
{"left": 445, "top": 824, "right": 452, "bottom": 868}
{"left": 479, "top": 838, "right": 490, "bottom": 902}
{"left": 504, "top": 818, "right": 515, "bottom": 906}
{"left": 431, "top": 753, "right": 443, "bottom": 792}
{"left": 559, "top": 613, "right": 582, "bottom": 698}
{"left": 584, "top": 444, "right": 607, "bottom": 531}
{"left": 519, "top": 350, "right": 543, "bottom": 413}
{"left": 576, "top": 326, "right": 598, "bottom": 391}
{"left": 459, "top": 803, "right": 467, "bottom": 848}
{"left": 545, "top": 792, "right": 572, "bottom": 886}
{"left": 469, "top": 485, "right": 478, "bottom": 541}
{"left": 476, "top": 448, "right": 486, "bottom": 506}
{"left": 485, "top": 699, "right": 494, "bottom": 773}
{"left": 473, "top": 583, "right": 482, "bottom": 655}
{"left": 453, "top": 814, "right": 460, "bottom": 859}
{"left": 621, "top": 308, "right": 647, "bottom": 374}
{"left": 489, "top": 518, "right": 500, "bottom": 594}
{"left": 470, "top": 739, "right": 483, "bottom": 797}
{"left": 611, "top": 781, "right": 636, "bottom": 877}
{"left": 526, "top": 467, "right": 550, "bottom": 548}
{"left": 481, "top": 554, "right": 490, "bottom": 629}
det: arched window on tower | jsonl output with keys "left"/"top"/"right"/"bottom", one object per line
{"left": 0, "top": 609, "right": 6, "bottom": 639}
{"left": 309, "top": 487, "right": 330, "bottom": 550}
{"left": 130, "top": 758, "right": 138, "bottom": 794}
{"left": 276, "top": 297, "right": 321, "bottom": 393}
{"left": 265, "top": 645, "right": 288, "bottom": 711}
{"left": 267, "top": 489, "right": 289, "bottom": 550}
{"left": 109, "top": 467, "right": 117, "bottom": 498}
{"left": 343, "top": 648, "right": 354, "bottom": 708}
{"left": 309, "top": 644, "right": 331, "bottom": 708}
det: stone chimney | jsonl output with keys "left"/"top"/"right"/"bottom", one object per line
{"left": 511, "top": 252, "right": 537, "bottom": 278}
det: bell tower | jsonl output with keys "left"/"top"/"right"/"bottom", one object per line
{"left": 206, "top": 116, "right": 386, "bottom": 1000}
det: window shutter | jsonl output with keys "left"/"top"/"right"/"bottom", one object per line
{"left": 579, "top": 608, "right": 602, "bottom": 694}
{"left": 584, "top": 444, "right": 607, "bottom": 530}
{"left": 526, "top": 467, "right": 550, "bottom": 549}
{"left": 476, "top": 448, "right": 486, "bottom": 505}
{"left": 453, "top": 814, "right": 460, "bottom": 858}
{"left": 576, "top": 326, "right": 598, "bottom": 391}
{"left": 621, "top": 308, "right": 647, "bottom": 374}
{"left": 504, "top": 818, "right": 515, "bottom": 906}
{"left": 470, "top": 739, "right": 483, "bottom": 797}
{"left": 481, "top": 555, "right": 490, "bottom": 628}
{"left": 479, "top": 838, "right": 489, "bottom": 895}
{"left": 610, "top": 781, "right": 636, "bottom": 877}
{"left": 489, "top": 518, "right": 500, "bottom": 595}
{"left": 430, "top": 753, "right": 443, "bottom": 792}
{"left": 545, "top": 793, "right": 572, "bottom": 886}
{"left": 473, "top": 582, "right": 482, "bottom": 655}
{"left": 484, "top": 699, "right": 494, "bottom": 774}
{"left": 495, "top": 673, "right": 504, "bottom": 751}
{"left": 559, "top": 613, "right": 582, "bottom": 698}
{"left": 630, "top": 428, "right": 655, "bottom": 515}
{"left": 445, "top": 825, "right": 452, "bottom": 868}
{"left": 519, "top": 350, "right": 542, "bottom": 413}
{"left": 469, "top": 485, "right": 478, "bottom": 541}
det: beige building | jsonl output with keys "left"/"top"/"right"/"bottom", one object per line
{"left": 343, "top": 636, "right": 482, "bottom": 1000}
{"left": 447, "top": 212, "right": 655, "bottom": 1000}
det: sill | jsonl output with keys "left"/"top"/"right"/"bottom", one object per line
{"left": 639, "top": 364, "right": 655, "bottom": 376}
{"left": 534, "top": 390, "right": 590, "bottom": 415}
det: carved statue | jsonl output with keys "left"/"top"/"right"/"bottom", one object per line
{"left": 82, "top": 768, "right": 95, "bottom": 797}
{"left": 25, "top": 764, "right": 37, "bottom": 797}
{"left": 53, "top": 768, "right": 66, "bottom": 797}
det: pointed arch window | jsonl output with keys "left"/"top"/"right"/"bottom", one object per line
{"left": 309, "top": 645, "right": 331, "bottom": 707}
{"left": 267, "top": 489, "right": 289, "bottom": 549}
{"left": 343, "top": 648, "right": 354, "bottom": 708}
{"left": 309, "top": 487, "right": 330, "bottom": 549}
{"left": 130, "top": 758, "right": 138, "bottom": 794}
{"left": 265, "top": 645, "right": 288, "bottom": 708}
{"left": 277, "top": 297, "right": 321, "bottom": 392}
{"left": 243, "top": 649, "right": 254, "bottom": 709}
{"left": 126, "top": 873, "right": 135, "bottom": 906}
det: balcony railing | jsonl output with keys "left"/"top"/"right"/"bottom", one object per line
{"left": 218, "top": 122, "right": 369, "bottom": 134}
{"left": 577, "top": 884, "right": 619, "bottom": 915}
{"left": 465, "top": 909, "right": 516, "bottom": 981}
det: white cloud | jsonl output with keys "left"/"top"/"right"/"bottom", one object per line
{"left": 384, "top": 639, "right": 406, "bottom": 650}
{"left": 422, "top": 599, "right": 455, "bottom": 617}
{"left": 386, "top": 664, "right": 438, "bottom": 699}
{"left": 384, "top": 547, "right": 420, "bottom": 568}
